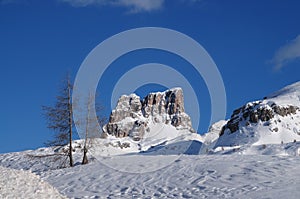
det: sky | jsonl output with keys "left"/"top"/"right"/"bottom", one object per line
{"left": 1, "top": 0, "right": 300, "bottom": 153}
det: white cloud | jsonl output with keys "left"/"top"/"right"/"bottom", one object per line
{"left": 60, "top": 0, "right": 106, "bottom": 7}
{"left": 60, "top": 0, "right": 164, "bottom": 13}
{"left": 271, "top": 35, "right": 300, "bottom": 70}
{"left": 115, "top": 0, "right": 164, "bottom": 13}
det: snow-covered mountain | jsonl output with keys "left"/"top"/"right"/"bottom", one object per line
{"left": 92, "top": 88, "right": 203, "bottom": 156}
{"left": 103, "top": 87, "right": 194, "bottom": 138}
{"left": 90, "top": 82, "right": 300, "bottom": 156}
{"left": 214, "top": 81, "right": 300, "bottom": 152}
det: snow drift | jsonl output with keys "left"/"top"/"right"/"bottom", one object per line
{"left": 0, "top": 166, "right": 66, "bottom": 199}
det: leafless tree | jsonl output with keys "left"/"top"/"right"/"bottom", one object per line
{"left": 80, "top": 92, "right": 107, "bottom": 165}
{"left": 42, "top": 74, "right": 74, "bottom": 167}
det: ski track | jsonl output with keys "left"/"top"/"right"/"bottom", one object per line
{"left": 35, "top": 155, "right": 300, "bottom": 199}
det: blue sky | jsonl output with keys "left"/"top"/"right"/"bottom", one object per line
{"left": 1, "top": 0, "right": 300, "bottom": 153}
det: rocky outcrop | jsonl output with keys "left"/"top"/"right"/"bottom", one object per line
{"left": 213, "top": 81, "right": 300, "bottom": 149}
{"left": 220, "top": 101, "right": 299, "bottom": 136}
{"left": 103, "top": 88, "right": 194, "bottom": 140}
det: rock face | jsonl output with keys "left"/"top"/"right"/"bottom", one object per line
{"left": 220, "top": 102, "right": 299, "bottom": 136}
{"left": 103, "top": 88, "right": 194, "bottom": 141}
{"left": 215, "top": 81, "right": 300, "bottom": 148}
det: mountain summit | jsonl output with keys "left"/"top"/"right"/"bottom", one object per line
{"left": 93, "top": 88, "right": 202, "bottom": 156}
{"left": 103, "top": 88, "right": 194, "bottom": 141}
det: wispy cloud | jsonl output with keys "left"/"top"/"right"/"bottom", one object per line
{"left": 60, "top": 0, "right": 164, "bottom": 13}
{"left": 271, "top": 35, "right": 300, "bottom": 70}
{"left": 2, "top": 0, "right": 202, "bottom": 13}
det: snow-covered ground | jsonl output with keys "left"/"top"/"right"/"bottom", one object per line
{"left": 41, "top": 155, "right": 300, "bottom": 199}
{"left": 0, "top": 166, "right": 66, "bottom": 199}
{"left": 0, "top": 145, "right": 300, "bottom": 199}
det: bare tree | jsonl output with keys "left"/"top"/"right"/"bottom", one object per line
{"left": 81, "top": 92, "right": 107, "bottom": 165}
{"left": 42, "top": 74, "right": 74, "bottom": 167}
{"left": 82, "top": 92, "right": 92, "bottom": 165}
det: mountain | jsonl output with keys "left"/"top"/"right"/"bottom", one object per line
{"left": 93, "top": 82, "right": 300, "bottom": 156}
{"left": 90, "top": 88, "right": 203, "bottom": 156}
{"left": 103, "top": 87, "right": 194, "bottom": 139}
{"left": 214, "top": 81, "right": 300, "bottom": 153}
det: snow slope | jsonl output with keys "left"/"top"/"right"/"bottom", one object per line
{"left": 0, "top": 166, "right": 66, "bottom": 199}
{"left": 1, "top": 144, "right": 300, "bottom": 198}
{"left": 40, "top": 155, "right": 299, "bottom": 199}
{"left": 200, "top": 120, "right": 227, "bottom": 153}
{"left": 90, "top": 122, "right": 204, "bottom": 158}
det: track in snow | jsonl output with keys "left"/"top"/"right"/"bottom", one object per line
{"left": 39, "top": 155, "right": 300, "bottom": 199}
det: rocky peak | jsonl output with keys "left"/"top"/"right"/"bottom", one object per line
{"left": 109, "top": 94, "right": 142, "bottom": 124}
{"left": 141, "top": 88, "right": 185, "bottom": 124}
{"left": 215, "top": 81, "right": 300, "bottom": 148}
{"left": 103, "top": 88, "right": 194, "bottom": 140}
{"left": 220, "top": 101, "right": 299, "bottom": 136}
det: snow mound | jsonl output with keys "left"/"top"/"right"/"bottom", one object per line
{"left": 0, "top": 166, "right": 66, "bottom": 199}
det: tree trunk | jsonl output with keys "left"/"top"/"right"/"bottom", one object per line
{"left": 82, "top": 147, "right": 88, "bottom": 165}
{"left": 82, "top": 92, "right": 91, "bottom": 165}
{"left": 68, "top": 79, "right": 74, "bottom": 167}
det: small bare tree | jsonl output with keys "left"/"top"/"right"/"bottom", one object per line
{"left": 82, "top": 92, "right": 92, "bottom": 165}
{"left": 81, "top": 92, "right": 107, "bottom": 165}
{"left": 42, "top": 74, "right": 74, "bottom": 167}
